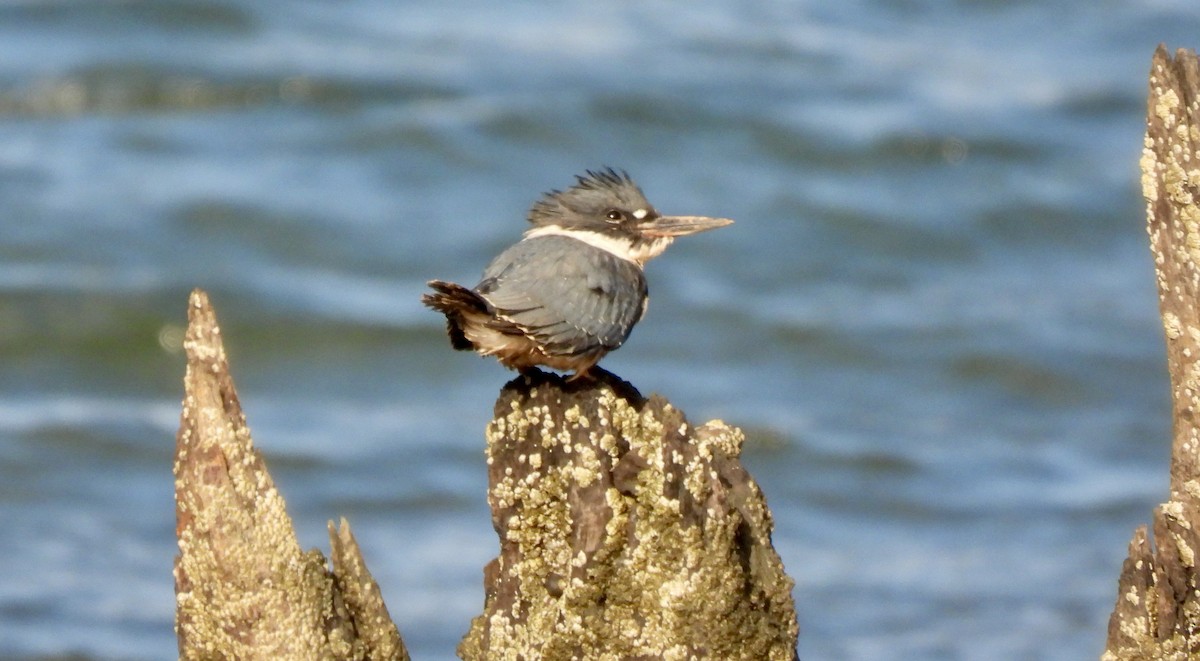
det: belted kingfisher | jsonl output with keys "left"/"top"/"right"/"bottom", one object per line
{"left": 422, "top": 168, "right": 733, "bottom": 379}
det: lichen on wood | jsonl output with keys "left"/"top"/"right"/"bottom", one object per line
{"left": 459, "top": 369, "right": 799, "bottom": 661}
{"left": 174, "top": 288, "right": 408, "bottom": 661}
{"left": 1104, "top": 46, "right": 1200, "bottom": 660}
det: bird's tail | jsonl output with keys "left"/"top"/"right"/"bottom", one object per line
{"left": 422, "top": 280, "right": 488, "bottom": 351}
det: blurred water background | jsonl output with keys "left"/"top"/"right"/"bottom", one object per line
{"left": 2, "top": 1, "right": 1199, "bottom": 659}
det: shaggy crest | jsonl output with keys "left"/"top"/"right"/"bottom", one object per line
{"left": 528, "top": 167, "right": 650, "bottom": 226}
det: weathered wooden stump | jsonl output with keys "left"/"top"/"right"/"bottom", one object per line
{"left": 459, "top": 369, "right": 799, "bottom": 660}
{"left": 1104, "top": 46, "right": 1200, "bottom": 660}
{"left": 174, "top": 289, "right": 408, "bottom": 661}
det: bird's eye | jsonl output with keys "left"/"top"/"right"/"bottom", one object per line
{"left": 605, "top": 209, "right": 624, "bottom": 222}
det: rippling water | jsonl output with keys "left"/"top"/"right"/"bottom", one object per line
{"left": 2, "top": 1, "right": 1199, "bottom": 659}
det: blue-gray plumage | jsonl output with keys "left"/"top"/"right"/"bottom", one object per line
{"left": 478, "top": 234, "right": 647, "bottom": 355}
{"left": 423, "top": 168, "right": 732, "bottom": 379}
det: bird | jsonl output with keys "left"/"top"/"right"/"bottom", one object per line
{"left": 422, "top": 167, "right": 733, "bottom": 380}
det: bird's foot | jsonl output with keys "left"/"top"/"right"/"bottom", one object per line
{"left": 566, "top": 368, "right": 597, "bottom": 383}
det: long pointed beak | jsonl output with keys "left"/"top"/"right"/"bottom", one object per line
{"left": 638, "top": 215, "right": 734, "bottom": 238}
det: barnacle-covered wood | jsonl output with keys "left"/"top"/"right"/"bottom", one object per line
{"left": 1104, "top": 46, "right": 1200, "bottom": 661}
{"left": 329, "top": 518, "right": 410, "bottom": 661}
{"left": 459, "top": 369, "right": 799, "bottom": 661}
{"left": 174, "top": 288, "right": 408, "bottom": 661}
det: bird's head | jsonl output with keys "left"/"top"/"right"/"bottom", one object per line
{"left": 526, "top": 168, "right": 733, "bottom": 264}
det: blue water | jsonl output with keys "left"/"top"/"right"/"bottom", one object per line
{"left": 2, "top": 1, "right": 1198, "bottom": 659}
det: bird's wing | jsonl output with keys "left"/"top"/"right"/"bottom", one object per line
{"left": 476, "top": 235, "right": 647, "bottom": 355}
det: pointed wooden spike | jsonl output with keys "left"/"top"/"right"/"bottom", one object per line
{"left": 1104, "top": 46, "right": 1200, "bottom": 660}
{"left": 174, "top": 289, "right": 407, "bottom": 660}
